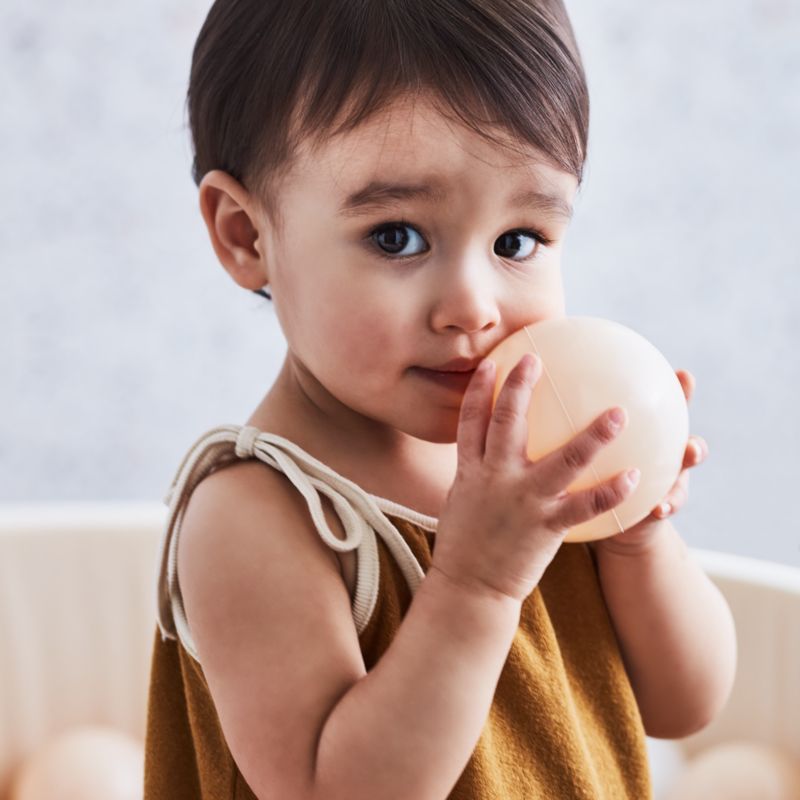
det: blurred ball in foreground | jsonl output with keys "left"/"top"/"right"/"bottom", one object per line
{"left": 10, "top": 724, "right": 143, "bottom": 800}
{"left": 486, "top": 316, "right": 689, "bottom": 542}
{"left": 663, "top": 740, "right": 800, "bottom": 800}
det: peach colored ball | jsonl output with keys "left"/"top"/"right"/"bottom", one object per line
{"left": 486, "top": 316, "right": 689, "bottom": 542}
{"left": 664, "top": 741, "right": 800, "bottom": 800}
{"left": 10, "top": 724, "right": 144, "bottom": 800}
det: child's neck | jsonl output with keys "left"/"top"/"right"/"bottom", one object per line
{"left": 244, "top": 357, "right": 459, "bottom": 519}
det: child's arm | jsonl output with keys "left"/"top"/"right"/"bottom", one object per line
{"left": 313, "top": 563, "right": 522, "bottom": 800}
{"left": 589, "top": 520, "right": 737, "bottom": 739}
{"left": 178, "top": 463, "right": 522, "bottom": 800}
{"left": 179, "top": 354, "right": 637, "bottom": 800}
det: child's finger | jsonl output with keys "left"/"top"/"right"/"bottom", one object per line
{"left": 529, "top": 407, "right": 626, "bottom": 498}
{"left": 683, "top": 435, "right": 707, "bottom": 468}
{"left": 455, "top": 358, "right": 496, "bottom": 466}
{"left": 677, "top": 369, "right": 695, "bottom": 402}
{"left": 655, "top": 472, "right": 689, "bottom": 517}
{"left": 483, "top": 353, "right": 541, "bottom": 467}
{"left": 551, "top": 468, "right": 640, "bottom": 531}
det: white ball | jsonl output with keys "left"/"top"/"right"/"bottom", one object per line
{"left": 487, "top": 316, "right": 689, "bottom": 542}
{"left": 10, "top": 724, "right": 144, "bottom": 800}
{"left": 663, "top": 740, "right": 800, "bottom": 800}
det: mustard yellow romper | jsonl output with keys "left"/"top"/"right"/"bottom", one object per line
{"left": 144, "top": 424, "right": 653, "bottom": 799}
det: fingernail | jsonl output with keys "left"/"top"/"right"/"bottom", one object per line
{"left": 609, "top": 408, "right": 626, "bottom": 430}
{"left": 658, "top": 502, "right": 671, "bottom": 516}
{"left": 626, "top": 468, "right": 641, "bottom": 486}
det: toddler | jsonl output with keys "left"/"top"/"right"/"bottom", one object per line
{"left": 144, "top": 1, "right": 737, "bottom": 798}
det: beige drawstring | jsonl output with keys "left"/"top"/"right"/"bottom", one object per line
{"left": 155, "top": 425, "right": 437, "bottom": 661}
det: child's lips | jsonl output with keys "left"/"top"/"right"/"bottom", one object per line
{"left": 412, "top": 366, "right": 477, "bottom": 392}
{"left": 426, "top": 356, "right": 484, "bottom": 372}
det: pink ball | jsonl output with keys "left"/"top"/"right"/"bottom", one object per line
{"left": 664, "top": 741, "right": 800, "bottom": 800}
{"left": 486, "top": 316, "right": 689, "bottom": 542}
{"left": 10, "top": 724, "right": 144, "bottom": 800}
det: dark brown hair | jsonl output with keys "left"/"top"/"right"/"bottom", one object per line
{"left": 186, "top": 0, "right": 590, "bottom": 300}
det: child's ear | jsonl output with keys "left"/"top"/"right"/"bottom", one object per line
{"left": 198, "top": 170, "right": 269, "bottom": 291}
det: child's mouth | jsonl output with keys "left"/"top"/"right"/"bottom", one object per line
{"left": 412, "top": 367, "right": 477, "bottom": 392}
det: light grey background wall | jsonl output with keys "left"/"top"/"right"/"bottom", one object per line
{"left": 2, "top": 1, "right": 798, "bottom": 566}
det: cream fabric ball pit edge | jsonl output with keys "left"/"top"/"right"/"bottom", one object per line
{"left": 0, "top": 503, "right": 797, "bottom": 800}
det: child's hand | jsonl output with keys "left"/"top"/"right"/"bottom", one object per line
{"left": 431, "top": 353, "right": 639, "bottom": 603}
{"left": 595, "top": 368, "right": 709, "bottom": 553}
{"left": 652, "top": 369, "right": 709, "bottom": 517}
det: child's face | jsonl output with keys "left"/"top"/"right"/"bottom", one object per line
{"left": 250, "top": 94, "right": 576, "bottom": 443}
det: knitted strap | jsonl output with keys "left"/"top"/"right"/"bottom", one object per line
{"left": 155, "top": 425, "right": 427, "bottom": 660}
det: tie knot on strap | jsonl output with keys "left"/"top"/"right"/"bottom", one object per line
{"left": 235, "top": 425, "right": 261, "bottom": 459}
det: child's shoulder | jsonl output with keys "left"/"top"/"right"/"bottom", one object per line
{"left": 173, "top": 459, "right": 367, "bottom": 798}
{"left": 178, "top": 458, "right": 348, "bottom": 593}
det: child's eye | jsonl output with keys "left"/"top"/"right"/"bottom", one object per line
{"left": 370, "top": 222, "right": 428, "bottom": 259}
{"left": 367, "top": 221, "right": 552, "bottom": 263}
{"left": 494, "top": 230, "right": 551, "bottom": 261}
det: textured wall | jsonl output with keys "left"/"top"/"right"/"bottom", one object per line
{"left": 2, "top": 1, "right": 798, "bottom": 565}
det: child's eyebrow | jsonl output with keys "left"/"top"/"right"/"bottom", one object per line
{"left": 337, "top": 178, "right": 573, "bottom": 221}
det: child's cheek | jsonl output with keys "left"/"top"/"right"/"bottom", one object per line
{"left": 342, "top": 307, "right": 398, "bottom": 371}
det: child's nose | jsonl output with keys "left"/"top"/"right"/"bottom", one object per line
{"left": 428, "top": 267, "right": 500, "bottom": 333}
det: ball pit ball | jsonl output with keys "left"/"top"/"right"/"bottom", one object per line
{"left": 663, "top": 740, "right": 800, "bottom": 800}
{"left": 486, "top": 316, "right": 689, "bottom": 542}
{"left": 9, "top": 724, "right": 144, "bottom": 800}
